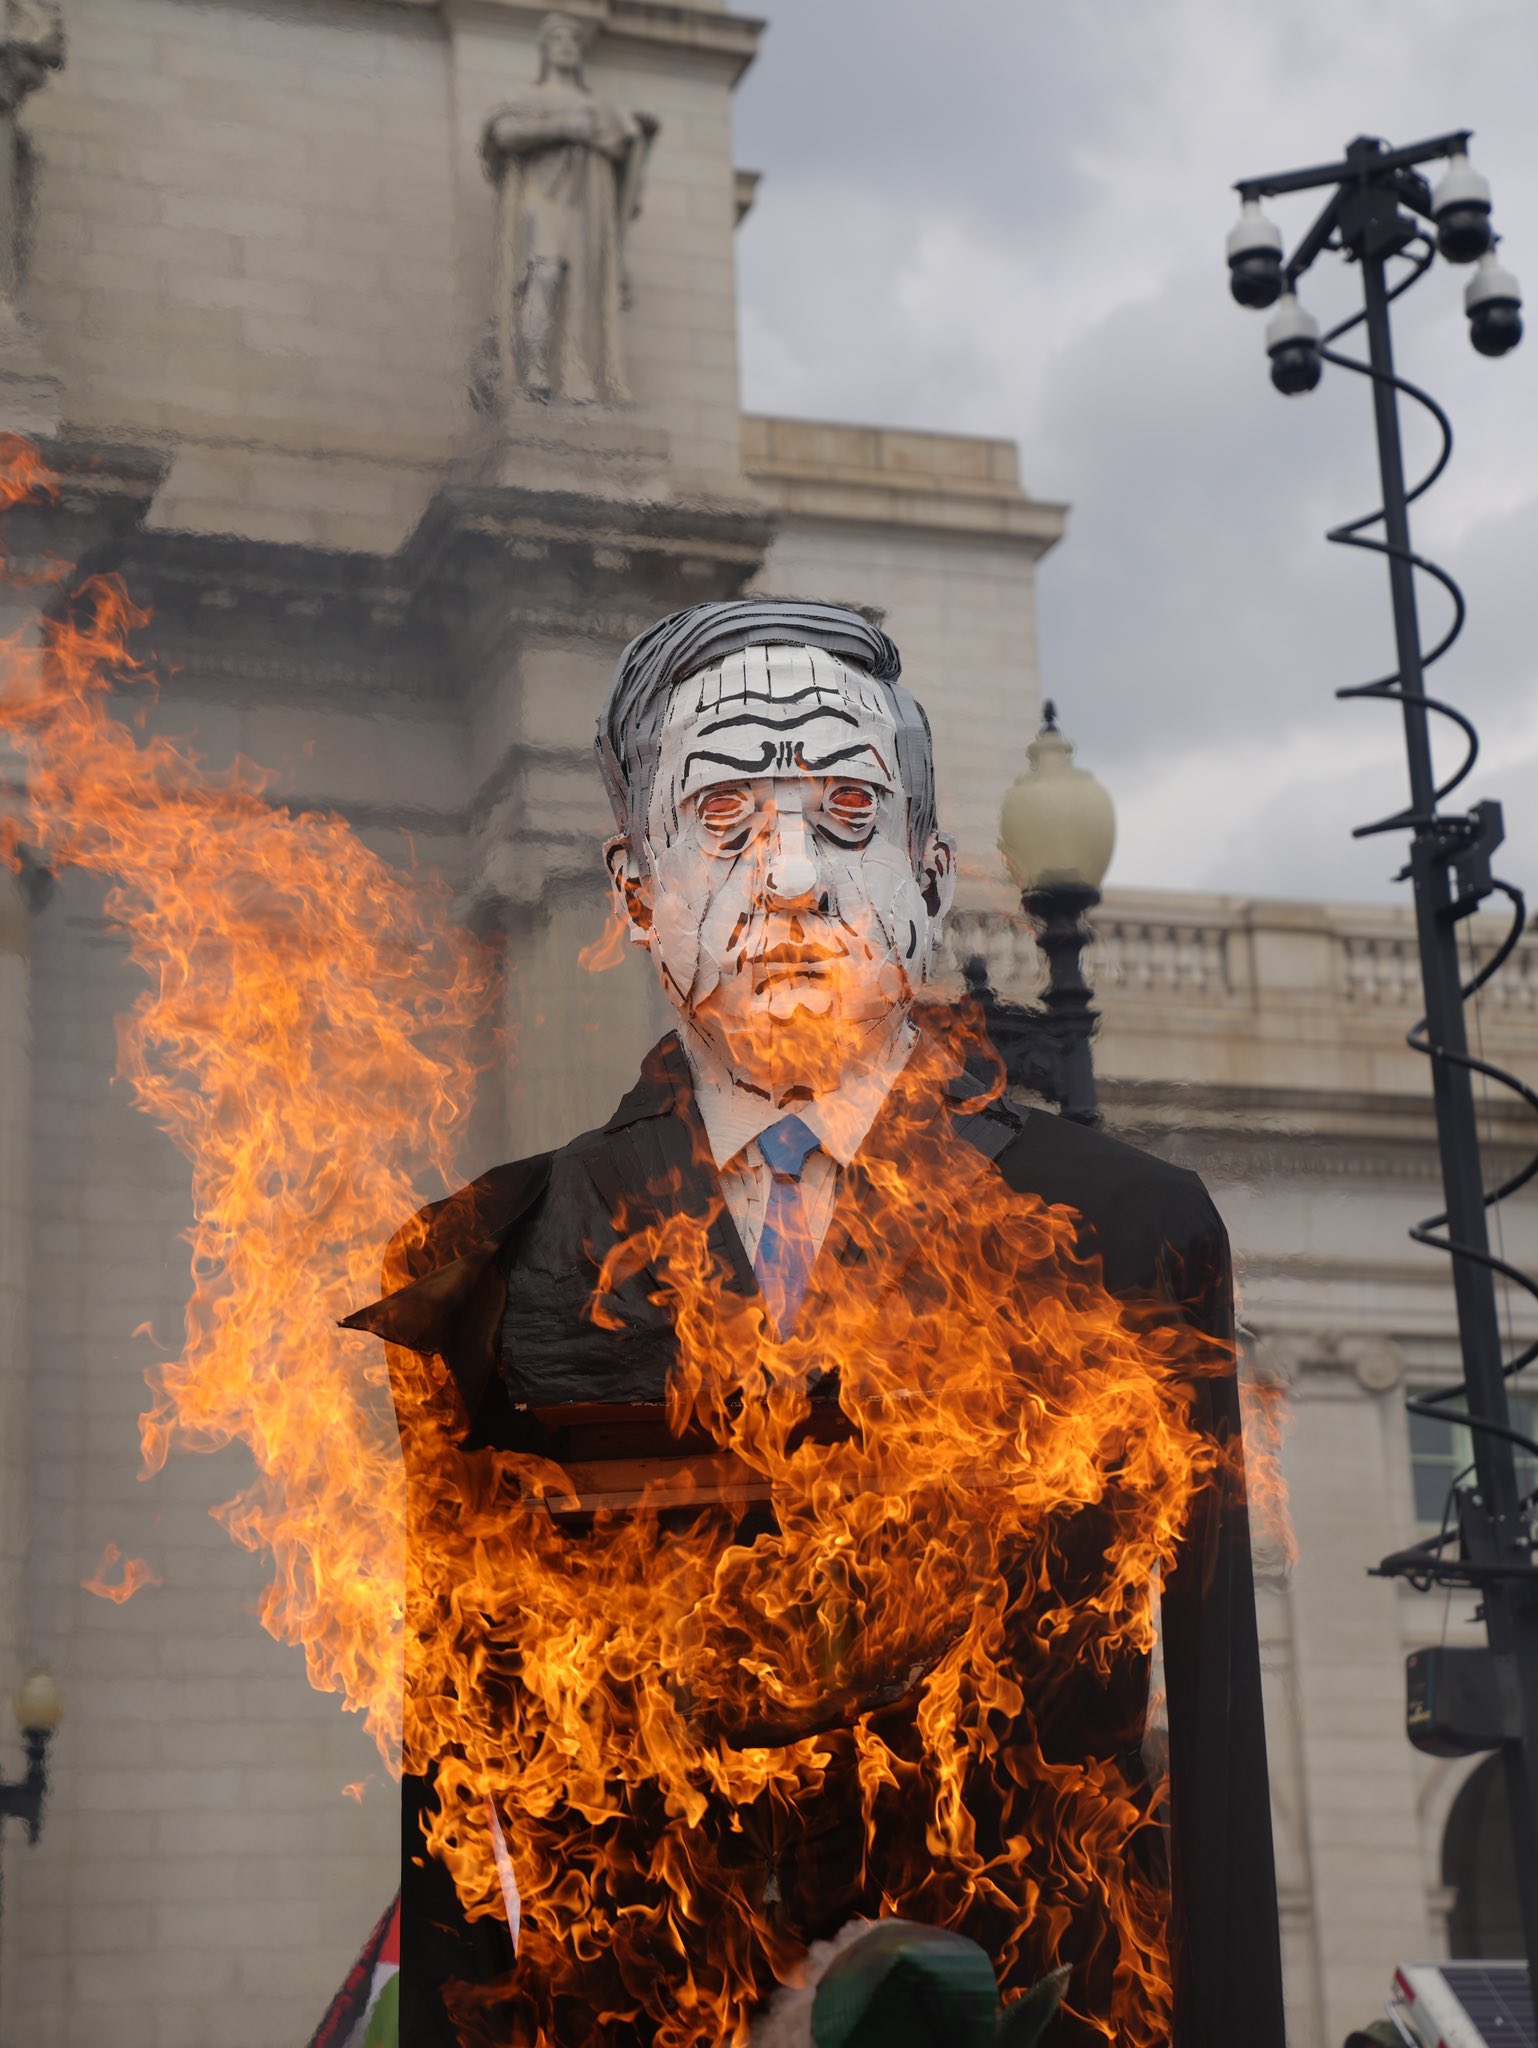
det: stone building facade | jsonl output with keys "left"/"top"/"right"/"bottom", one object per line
{"left": 0, "top": 3, "right": 1532, "bottom": 2047}
{"left": 960, "top": 889, "right": 1538, "bottom": 2046}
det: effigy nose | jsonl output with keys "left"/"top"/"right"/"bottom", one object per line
{"left": 762, "top": 809, "right": 819, "bottom": 906}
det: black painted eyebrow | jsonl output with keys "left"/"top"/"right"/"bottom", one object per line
{"left": 797, "top": 739, "right": 893, "bottom": 776}
{"left": 698, "top": 705, "right": 860, "bottom": 737}
{"left": 682, "top": 741, "right": 780, "bottom": 782}
{"left": 681, "top": 738, "right": 891, "bottom": 785}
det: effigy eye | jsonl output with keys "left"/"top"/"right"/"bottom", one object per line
{"left": 826, "top": 783, "right": 877, "bottom": 824}
{"left": 698, "top": 787, "right": 752, "bottom": 831}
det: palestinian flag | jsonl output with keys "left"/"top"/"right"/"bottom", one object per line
{"left": 309, "top": 1892, "right": 400, "bottom": 2048}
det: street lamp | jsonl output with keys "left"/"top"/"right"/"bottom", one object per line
{"left": 1228, "top": 127, "right": 1538, "bottom": 1990}
{"left": 0, "top": 1669, "right": 63, "bottom": 2016}
{"left": 964, "top": 702, "right": 1116, "bottom": 1127}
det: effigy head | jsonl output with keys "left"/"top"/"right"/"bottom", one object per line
{"left": 597, "top": 600, "right": 956, "bottom": 1083}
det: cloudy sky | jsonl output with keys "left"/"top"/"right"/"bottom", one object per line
{"left": 731, "top": 0, "right": 1538, "bottom": 908}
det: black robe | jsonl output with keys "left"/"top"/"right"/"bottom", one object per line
{"left": 349, "top": 1033, "right": 1284, "bottom": 2048}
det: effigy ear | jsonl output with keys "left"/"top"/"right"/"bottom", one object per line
{"left": 993, "top": 1966, "right": 1071, "bottom": 2048}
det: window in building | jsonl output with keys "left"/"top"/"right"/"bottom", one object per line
{"left": 1410, "top": 1394, "right": 1538, "bottom": 1529}
{"left": 1444, "top": 1755, "right": 1523, "bottom": 1958}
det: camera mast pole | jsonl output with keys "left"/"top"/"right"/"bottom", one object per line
{"left": 1228, "top": 129, "right": 1538, "bottom": 1987}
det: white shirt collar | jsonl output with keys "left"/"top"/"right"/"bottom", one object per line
{"left": 685, "top": 1021, "right": 917, "bottom": 1171}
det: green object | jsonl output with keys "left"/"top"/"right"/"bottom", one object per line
{"left": 811, "top": 1921, "right": 1071, "bottom": 2048}
{"left": 360, "top": 1970, "right": 398, "bottom": 2048}
{"left": 1342, "top": 2027, "right": 1401, "bottom": 2048}
{"left": 995, "top": 1966, "right": 1071, "bottom": 2048}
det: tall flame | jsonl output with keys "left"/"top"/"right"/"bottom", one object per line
{"left": 0, "top": 437, "right": 1282, "bottom": 2046}
{"left": 0, "top": 436, "right": 492, "bottom": 1762}
{"left": 400, "top": 1026, "right": 1240, "bottom": 2048}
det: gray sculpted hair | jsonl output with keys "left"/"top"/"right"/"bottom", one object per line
{"left": 596, "top": 599, "right": 940, "bottom": 867}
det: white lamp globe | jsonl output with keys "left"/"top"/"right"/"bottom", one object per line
{"left": 16, "top": 1668, "right": 64, "bottom": 1735}
{"left": 997, "top": 704, "right": 1116, "bottom": 892}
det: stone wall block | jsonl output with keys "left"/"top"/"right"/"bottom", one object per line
{"left": 243, "top": 236, "right": 383, "bottom": 295}
{"left": 160, "top": 191, "right": 310, "bottom": 246}
{"left": 156, "top": 36, "right": 306, "bottom": 96}
{"left": 81, "top": 219, "right": 240, "bottom": 276}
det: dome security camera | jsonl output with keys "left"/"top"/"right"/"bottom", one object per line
{"left": 1265, "top": 292, "right": 1323, "bottom": 394}
{"left": 1228, "top": 199, "right": 1285, "bottom": 310}
{"left": 1465, "top": 250, "right": 1522, "bottom": 357}
{"left": 1431, "top": 153, "right": 1493, "bottom": 265}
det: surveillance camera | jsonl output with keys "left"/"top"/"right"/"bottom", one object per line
{"left": 1465, "top": 250, "right": 1522, "bottom": 357}
{"left": 1266, "top": 292, "right": 1322, "bottom": 395}
{"left": 1227, "top": 199, "right": 1285, "bottom": 310}
{"left": 1431, "top": 153, "right": 1493, "bottom": 265}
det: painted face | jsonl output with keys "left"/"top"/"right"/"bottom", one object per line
{"left": 615, "top": 644, "right": 955, "bottom": 1096}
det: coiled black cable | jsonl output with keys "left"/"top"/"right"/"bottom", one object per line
{"left": 1317, "top": 235, "right": 1538, "bottom": 1542}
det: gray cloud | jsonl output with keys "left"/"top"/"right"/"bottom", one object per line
{"left": 733, "top": 0, "right": 1538, "bottom": 905}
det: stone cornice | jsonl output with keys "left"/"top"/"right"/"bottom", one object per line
{"left": 400, "top": 481, "right": 775, "bottom": 624}
{"left": 743, "top": 414, "right": 1067, "bottom": 554}
{"left": 108, "top": 479, "right": 774, "bottom": 692}
{"left": 435, "top": 0, "right": 764, "bottom": 78}
{"left": 1112, "top": 1133, "right": 1458, "bottom": 1187}
{"left": 2, "top": 433, "right": 169, "bottom": 584}
{"left": 750, "top": 470, "right": 1069, "bottom": 552}
{"left": 1100, "top": 1082, "right": 1533, "bottom": 1185}
{"left": 1100, "top": 1073, "right": 1529, "bottom": 1141}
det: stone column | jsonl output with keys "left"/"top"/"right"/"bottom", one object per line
{"left": 0, "top": 0, "right": 65, "bottom": 434}
{"left": 0, "top": 865, "right": 29, "bottom": 1714}
{"left": 0, "top": 583, "right": 41, "bottom": 2048}
{"left": 0, "top": 445, "right": 164, "bottom": 2047}
{"left": 1285, "top": 1338, "right": 1437, "bottom": 2046}
{"left": 0, "top": 554, "right": 58, "bottom": 1730}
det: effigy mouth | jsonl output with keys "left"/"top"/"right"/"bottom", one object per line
{"left": 750, "top": 938, "right": 847, "bottom": 990}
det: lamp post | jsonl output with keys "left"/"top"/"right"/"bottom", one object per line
{"left": 965, "top": 702, "right": 1116, "bottom": 1127}
{"left": 0, "top": 1670, "right": 63, "bottom": 2021}
{"left": 1226, "top": 129, "right": 1538, "bottom": 1990}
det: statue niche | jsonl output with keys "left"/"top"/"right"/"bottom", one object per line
{"left": 478, "top": 11, "right": 657, "bottom": 408}
{"left": 0, "top": 0, "right": 63, "bottom": 336}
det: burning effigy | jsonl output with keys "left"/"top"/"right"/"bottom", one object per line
{"left": 347, "top": 602, "right": 1284, "bottom": 2046}
{"left": 0, "top": 433, "right": 1281, "bottom": 2047}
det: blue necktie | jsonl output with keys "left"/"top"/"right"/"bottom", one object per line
{"left": 753, "top": 1114, "right": 822, "bottom": 1336}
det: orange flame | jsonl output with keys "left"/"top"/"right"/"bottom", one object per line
{"left": 1238, "top": 1371, "right": 1296, "bottom": 1569}
{"left": 0, "top": 436, "right": 494, "bottom": 1763}
{"left": 81, "top": 1539, "right": 162, "bottom": 1604}
{"left": 394, "top": 1022, "right": 1240, "bottom": 2047}
{"left": 0, "top": 434, "right": 1283, "bottom": 2044}
{"left": 0, "top": 438, "right": 53, "bottom": 504}
{"left": 576, "top": 899, "right": 630, "bottom": 973}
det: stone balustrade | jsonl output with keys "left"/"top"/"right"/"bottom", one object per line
{"left": 1342, "top": 924, "right": 1538, "bottom": 1012}
{"left": 946, "top": 885, "right": 1538, "bottom": 1113}
{"left": 953, "top": 886, "right": 1538, "bottom": 1026}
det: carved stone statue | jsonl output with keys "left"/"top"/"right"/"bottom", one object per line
{"left": 478, "top": 11, "right": 656, "bottom": 406}
{"left": 0, "top": 0, "right": 63, "bottom": 329}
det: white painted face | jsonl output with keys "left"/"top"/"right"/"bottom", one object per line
{"left": 608, "top": 644, "right": 956, "bottom": 1096}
